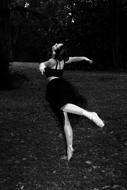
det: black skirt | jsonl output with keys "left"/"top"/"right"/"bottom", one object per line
{"left": 46, "top": 77, "right": 87, "bottom": 112}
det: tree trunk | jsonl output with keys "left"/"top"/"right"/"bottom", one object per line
{"left": 110, "top": 0, "right": 121, "bottom": 68}
{"left": 0, "top": 0, "right": 10, "bottom": 86}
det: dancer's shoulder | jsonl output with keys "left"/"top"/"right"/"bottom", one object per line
{"left": 40, "top": 58, "right": 55, "bottom": 67}
{"left": 47, "top": 58, "right": 56, "bottom": 64}
{"left": 48, "top": 58, "right": 56, "bottom": 63}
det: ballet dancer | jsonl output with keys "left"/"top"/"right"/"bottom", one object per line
{"left": 39, "top": 43, "right": 105, "bottom": 161}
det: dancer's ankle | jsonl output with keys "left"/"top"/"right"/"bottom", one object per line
{"left": 83, "top": 110, "right": 92, "bottom": 120}
{"left": 67, "top": 145, "right": 74, "bottom": 161}
{"left": 67, "top": 145, "right": 73, "bottom": 151}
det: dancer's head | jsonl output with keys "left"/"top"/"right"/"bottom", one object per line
{"left": 52, "top": 43, "right": 64, "bottom": 52}
{"left": 52, "top": 43, "right": 69, "bottom": 61}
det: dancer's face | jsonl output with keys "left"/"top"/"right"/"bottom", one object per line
{"left": 52, "top": 43, "right": 63, "bottom": 52}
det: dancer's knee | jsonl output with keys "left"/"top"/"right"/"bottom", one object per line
{"left": 61, "top": 103, "right": 85, "bottom": 116}
{"left": 60, "top": 103, "right": 69, "bottom": 112}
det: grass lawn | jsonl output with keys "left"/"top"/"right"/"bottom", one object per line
{"left": 0, "top": 62, "right": 127, "bottom": 190}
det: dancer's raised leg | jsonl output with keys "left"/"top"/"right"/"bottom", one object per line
{"left": 61, "top": 103, "right": 104, "bottom": 128}
{"left": 63, "top": 111, "right": 74, "bottom": 161}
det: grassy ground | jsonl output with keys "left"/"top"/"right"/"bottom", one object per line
{"left": 0, "top": 62, "right": 127, "bottom": 190}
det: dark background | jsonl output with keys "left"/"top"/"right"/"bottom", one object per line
{"left": 0, "top": 1, "right": 127, "bottom": 189}
{"left": 0, "top": 0, "right": 127, "bottom": 80}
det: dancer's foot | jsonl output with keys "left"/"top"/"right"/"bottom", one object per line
{"left": 67, "top": 145, "right": 74, "bottom": 161}
{"left": 91, "top": 112, "right": 105, "bottom": 128}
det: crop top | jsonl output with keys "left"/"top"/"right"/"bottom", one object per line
{"left": 44, "top": 60, "right": 64, "bottom": 78}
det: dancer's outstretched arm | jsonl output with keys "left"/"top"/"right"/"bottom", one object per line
{"left": 65, "top": 56, "right": 93, "bottom": 64}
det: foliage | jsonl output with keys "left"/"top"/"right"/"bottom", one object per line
{"left": 0, "top": 0, "right": 10, "bottom": 83}
{"left": 9, "top": 0, "right": 127, "bottom": 69}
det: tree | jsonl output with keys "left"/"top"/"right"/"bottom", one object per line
{"left": 0, "top": 0, "right": 10, "bottom": 86}
{"left": 10, "top": 0, "right": 70, "bottom": 61}
{"left": 109, "top": 0, "right": 121, "bottom": 68}
{"left": 9, "top": 0, "right": 127, "bottom": 70}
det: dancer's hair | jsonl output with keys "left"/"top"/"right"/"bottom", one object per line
{"left": 55, "top": 45, "right": 69, "bottom": 61}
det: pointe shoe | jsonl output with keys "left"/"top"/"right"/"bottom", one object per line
{"left": 67, "top": 146, "right": 74, "bottom": 161}
{"left": 91, "top": 112, "right": 105, "bottom": 128}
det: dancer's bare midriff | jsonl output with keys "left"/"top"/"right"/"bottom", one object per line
{"left": 47, "top": 76, "right": 59, "bottom": 81}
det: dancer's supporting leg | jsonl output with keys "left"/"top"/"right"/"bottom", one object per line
{"left": 61, "top": 103, "right": 104, "bottom": 128}
{"left": 63, "top": 111, "right": 74, "bottom": 161}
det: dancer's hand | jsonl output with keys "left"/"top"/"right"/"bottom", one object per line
{"left": 88, "top": 59, "right": 93, "bottom": 64}
{"left": 83, "top": 57, "right": 93, "bottom": 64}
{"left": 39, "top": 62, "right": 46, "bottom": 75}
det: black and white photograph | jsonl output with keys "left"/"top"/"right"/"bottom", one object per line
{"left": 0, "top": 0, "right": 127, "bottom": 189}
